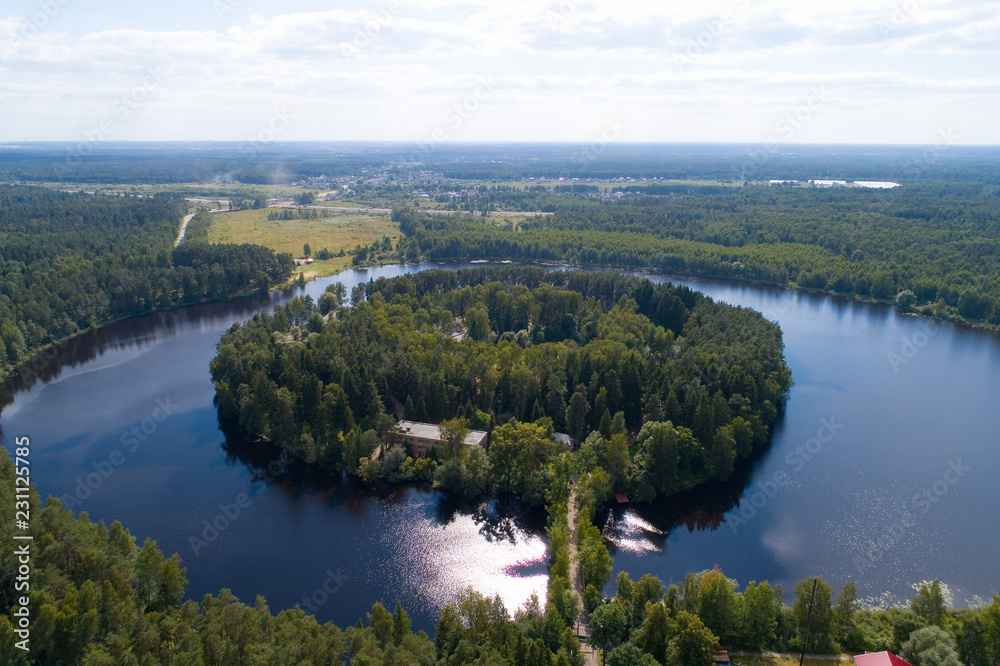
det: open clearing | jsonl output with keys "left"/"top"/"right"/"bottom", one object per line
{"left": 207, "top": 208, "right": 399, "bottom": 278}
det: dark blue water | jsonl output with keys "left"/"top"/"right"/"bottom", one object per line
{"left": 604, "top": 278, "right": 1000, "bottom": 609}
{"left": 2, "top": 264, "right": 998, "bottom": 634}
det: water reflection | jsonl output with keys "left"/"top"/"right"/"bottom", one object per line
{"left": 385, "top": 496, "right": 549, "bottom": 618}
{"left": 217, "top": 418, "right": 549, "bottom": 621}
{"left": 603, "top": 425, "right": 780, "bottom": 558}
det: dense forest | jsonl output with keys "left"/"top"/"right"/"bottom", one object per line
{"left": 0, "top": 187, "right": 294, "bottom": 384}
{"left": 210, "top": 267, "right": 791, "bottom": 504}
{"left": 3, "top": 450, "right": 998, "bottom": 665}
{"left": 383, "top": 182, "right": 1000, "bottom": 329}
{"left": 4, "top": 143, "right": 999, "bottom": 185}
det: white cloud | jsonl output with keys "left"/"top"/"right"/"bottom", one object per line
{"left": 0, "top": 0, "right": 997, "bottom": 142}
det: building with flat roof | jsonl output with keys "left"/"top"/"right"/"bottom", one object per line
{"left": 396, "top": 420, "right": 488, "bottom": 458}
{"left": 853, "top": 180, "right": 900, "bottom": 189}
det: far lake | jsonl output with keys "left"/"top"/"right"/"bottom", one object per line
{"left": 2, "top": 263, "right": 998, "bottom": 633}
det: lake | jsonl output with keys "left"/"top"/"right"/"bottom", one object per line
{"left": 2, "top": 263, "right": 998, "bottom": 633}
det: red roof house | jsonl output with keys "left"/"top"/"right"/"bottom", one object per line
{"left": 853, "top": 653, "right": 913, "bottom": 666}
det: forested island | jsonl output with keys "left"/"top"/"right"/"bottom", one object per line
{"left": 0, "top": 186, "right": 294, "bottom": 385}
{"left": 210, "top": 267, "right": 792, "bottom": 504}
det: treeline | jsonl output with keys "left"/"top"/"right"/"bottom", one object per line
{"left": 584, "top": 570, "right": 997, "bottom": 664}
{"left": 0, "top": 145, "right": 378, "bottom": 184}
{"left": 210, "top": 268, "right": 791, "bottom": 503}
{"left": 610, "top": 183, "right": 737, "bottom": 196}
{"left": 544, "top": 479, "right": 1000, "bottom": 663}
{"left": 13, "top": 143, "right": 1000, "bottom": 186}
{"left": 0, "top": 187, "right": 294, "bottom": 383}
{"left": 267, "top": 208, "right": 336, "bottom": 221}
{"left": 427, "top": 145, "right": 1000, "bottom": 184}
{"left": 384, "top": 182, "right": 1000, "bottom": 329}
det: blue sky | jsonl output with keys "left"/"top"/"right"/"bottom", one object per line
{"left": 1, "top": 0, "right": 997, "bottom": 144}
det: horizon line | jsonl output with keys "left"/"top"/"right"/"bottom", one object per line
{"left": 2, "top": 140, "right": 998, "bottom": 149}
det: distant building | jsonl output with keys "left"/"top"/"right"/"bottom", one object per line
{"left": 812, "top": 179, "right": 849, "bottom": 187}
{"left": 769, "top": 179, "right": 801, "bottom": 187}
{"left": 395, "top": 420, "right": 488, "bottom": 458}
{"left": 852, "top": 181, "right": 900, "bottom": 189}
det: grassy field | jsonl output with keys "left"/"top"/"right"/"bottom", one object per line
{"left": 206, "top": 208, "right": 399, "bottom": 279}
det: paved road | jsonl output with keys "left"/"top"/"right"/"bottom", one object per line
{"left": 176, "top": 213, "right": 195, "bottom": 246}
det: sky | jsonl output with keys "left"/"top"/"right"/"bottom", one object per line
{"left": 1, "top": 0, "right": 998, "bottom": 145}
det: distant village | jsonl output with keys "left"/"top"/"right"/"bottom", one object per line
{"left": 273, "top": 158, "right": 906, "bottom": 199}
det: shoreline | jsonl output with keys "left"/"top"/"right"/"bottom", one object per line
{"left": 302, "top": 256, "right": 997, "bottom": 335}
{"left": 10, "top": 256, "right": 992, "bottom": 389}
